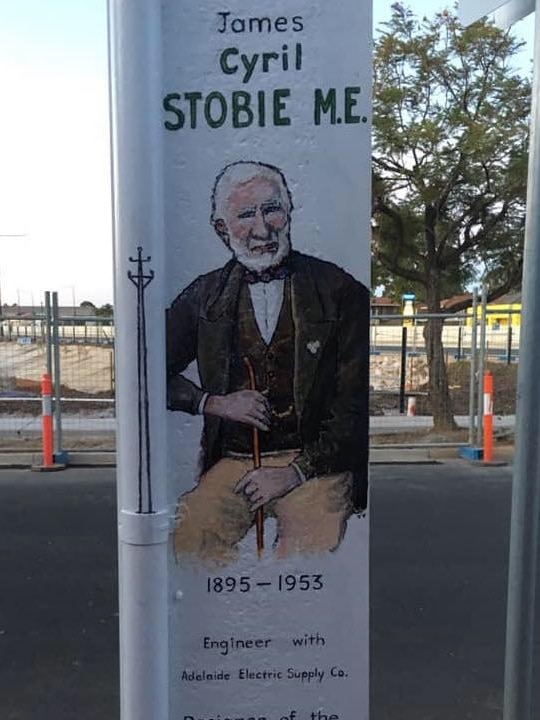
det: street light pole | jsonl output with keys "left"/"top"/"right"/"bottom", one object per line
{"left": 503, "top": 2, "right": 540, "bottom": 716}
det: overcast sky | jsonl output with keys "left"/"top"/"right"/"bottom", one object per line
{"left": 0, "top": 1, "right": 534, "bottom": 307}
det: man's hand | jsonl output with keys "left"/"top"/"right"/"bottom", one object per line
{"left": 204, "top": 390, "right": 270, "bottom": 432}
{"left": 234, "top": 465, "right": 301, "bottom": 511}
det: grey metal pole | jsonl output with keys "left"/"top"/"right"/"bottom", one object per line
{"left": 468, "top": 288, "right": 478, "bottom": 446}
{"left": 503, "top": 2, "right": 540, "bottom": 716}
{"left": 506, "top": 310, "right": 513, "bottom": 365}
{"left": 110, "top": 349, "right": 115, "bottom": 394}
{"left": 52, "top": 292, "right": 64, "bottom": 459}
{"left": 45, "top": 291, "right": 53, "bottom": 378}
{"left": 476, "top": 285, "right": 487, "bottom": 447}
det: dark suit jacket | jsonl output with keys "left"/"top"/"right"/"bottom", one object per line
{"left": 166, "top": 251, "right": 369, "bottom": 511}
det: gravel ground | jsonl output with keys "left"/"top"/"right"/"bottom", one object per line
{"left": 371, "top": 361, "right": 518, "bottom": 417}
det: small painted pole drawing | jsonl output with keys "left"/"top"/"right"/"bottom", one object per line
{"left": 128, "top": 246, "right": 155, "bottom": 514}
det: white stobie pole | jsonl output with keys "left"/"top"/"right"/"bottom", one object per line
{"left": 108, "top": 2, "right": 169, "bottom": 720}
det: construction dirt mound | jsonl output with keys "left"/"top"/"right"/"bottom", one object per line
{"left": 370, "top": 361, "right": 517, "bottom": 417}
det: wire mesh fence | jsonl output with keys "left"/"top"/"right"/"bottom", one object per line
{"left": 0, "top": 317, "right": 115, "bottom": 451}
{"left": 0, "top": 310, "right": 518, "bottom": 452}
{"left": 370, "top": 312, "right": 518, "bottom": 446}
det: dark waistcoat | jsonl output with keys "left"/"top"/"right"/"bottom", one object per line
{"left": 221, "top": 280, "right": 300, "bottom": 454}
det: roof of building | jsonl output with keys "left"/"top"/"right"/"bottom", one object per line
{"left": 371, "top": 296, "right": 401, "bottom": 307}
{"left": 488, "top": 292, "right": 521, "bottom": 305}
{"left": 0, "top": 305, "right": 99, "bottom": 319}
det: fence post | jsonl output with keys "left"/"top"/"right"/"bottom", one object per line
{"left": 52, "top": 292, "right": 67, "bottom": 463}
{"left": 110, "top": 348, "right": 115, "bottom": 394}
{"left": 507, "top": 320, "right": 513, "bottom": 366}
{"left": 476, "top": 285, "right": 488, "bottom": 447}
{"left": 399, "top": 326, "right": 408, "bottom": 414}
{"left": 45, "top": 292, "right": 53, "bottom": 377}
{"left": 371, "top": 322, "right": 377, "bottom": 353}
{"left": 468, "top": 288, "right": 478, "bottom": 446}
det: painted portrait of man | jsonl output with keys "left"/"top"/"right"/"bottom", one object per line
{"left": 166, "top": 160, "right": 369, "bottom": 567}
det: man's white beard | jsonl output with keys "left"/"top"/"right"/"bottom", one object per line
{"left": 228, "top": 229, "right": 291, "bottom": 273}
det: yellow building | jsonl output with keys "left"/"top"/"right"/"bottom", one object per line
{"left": 466, "top": 292, "right": 521, "bottom": 328}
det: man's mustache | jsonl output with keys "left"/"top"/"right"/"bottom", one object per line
{"left": 224, "top": 228, "right": 291, "bottom": 262}
{"left": 246, "top": 231, "right": 280, "bottom": 252}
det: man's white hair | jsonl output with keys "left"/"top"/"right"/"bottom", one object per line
{"left": 210, "top": 161, "right": 293, "bottom": 223}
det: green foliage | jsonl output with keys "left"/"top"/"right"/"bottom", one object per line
{"left": 95, "top": 303, "right": 114, "bottom": 318}
{"left": 372, "top": 4, "right": 530, "bottom": 309}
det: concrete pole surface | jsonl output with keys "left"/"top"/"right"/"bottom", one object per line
{"left": 108, "top": 1, "right": 169, "bottom": 719}
{"left": 503, "top": 1, "right": 540, "bottom": 717}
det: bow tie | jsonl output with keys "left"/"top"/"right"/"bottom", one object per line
{"left": 244, "top": 264, "right": 291, "bottom": 284}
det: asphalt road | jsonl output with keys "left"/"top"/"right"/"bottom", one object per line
{"left": 370, "top": 461, "right": 537, "bottom": 720}
{"left": 1, "top": 462, "right": 538, "bottom": 719}
{"left": 0, "top": 469, "right": 118, "bottom": 720}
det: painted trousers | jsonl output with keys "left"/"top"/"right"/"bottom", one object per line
{"left": 173, "top": 450, "right": 353, "bottom": 568}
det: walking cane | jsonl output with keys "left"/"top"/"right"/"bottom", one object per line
{"left": 243, "top": 356, "right": 264, "bottom": 558}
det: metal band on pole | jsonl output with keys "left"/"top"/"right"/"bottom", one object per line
{"left": 503, "top": 1, "right": 540, "bottom": 716}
